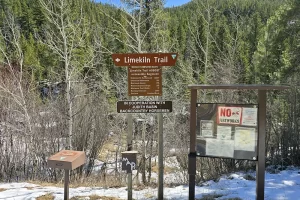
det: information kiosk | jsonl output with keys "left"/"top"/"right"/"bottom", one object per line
{"left": 187, "top": 84, "right": 289, "bottom": 200}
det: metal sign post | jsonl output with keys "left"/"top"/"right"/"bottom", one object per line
{"left": 157, "top": 96, "right": 164, "bottom": 200}
{"left": 64, "top": 169, "right": 70, "bottom": 200}
{"left": 122, "top": 151, "right": 138, "bottom": 200}
{"left": 187, "top": 84, "right": 289, "bottom": 200}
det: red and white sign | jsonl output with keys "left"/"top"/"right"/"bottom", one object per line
{"left": 217, "top": 106, "right": 242, "bottom": 125}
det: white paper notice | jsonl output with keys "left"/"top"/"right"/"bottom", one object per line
{"left": 241, "top": 107, "right": 258, "bottom": 126}
{"left": 206, "top": 138, "right": 234, "bottom": 158}
{"left": 217, "top": 126, "right": 232, "bottom": 140}
{"left": 200, "top": 120, "right": 214, "bottom": 137}
{"left": 234, "top": 127, "right": 256, "bottom": 151}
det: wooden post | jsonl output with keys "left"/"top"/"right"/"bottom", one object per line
{"left": 188, "top": 89, "right": 197, "bottom": 200}
{"left": 128, "top": 172, "right": 132, "bottom": 200}
{"left": 256, "top": 90, "right": 266, "bottom": 200}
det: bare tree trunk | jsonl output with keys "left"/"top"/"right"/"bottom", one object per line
{"left": 66, "top": 78, "right": 73, "bottom": 149}
{"left": 39, "top": 0, "right": 91, "bottom": 150}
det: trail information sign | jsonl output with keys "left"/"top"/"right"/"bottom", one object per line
{"left": 117, "top": 101, "right": 172, "bottom": 113}
{"left": 112, "top": 53, "right": 178, "bottom": 96}
{"left": 128, "top": 66, "right": 162, "bottom": 96}
{"left": 112, "top": 53, "right": 178, "bottom": 66}
{"left": 196, "top": 103, "right": 258, "bottom": 160}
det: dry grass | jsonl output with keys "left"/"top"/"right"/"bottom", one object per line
{"left": 67, "top": 175, "right": 125, "bottom": 188}
{"left": 0, "top": 188, "right": 8, "bottom": 192}
{"left": 70, "top": 195, "right": 123, "bottom": 200}
{"left": 29, "top": 175, "right": 125, "bottom": 188}
{"left": 98, "top": 134, "right": 126, "bottom": 161}
{"left": 36, "top": 193, "right": 55, "bottom": 200}
{"left": 103, "top": 142, "right": 117, "bottom": 152}
{"left": 197, "top": 194, "right": 224, "bottom": 200}
{"left": 151, "top": 164, "right": 176, "bottom": 174}
{"left": 143, "top": 193, "right": 155, "bottom": 199}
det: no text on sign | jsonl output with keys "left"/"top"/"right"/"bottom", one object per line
{"left": 112, "top": 53, "right": 178, "bottom": 66}
{"left": 117, "top": 101, "right": 172, "bottom": 113}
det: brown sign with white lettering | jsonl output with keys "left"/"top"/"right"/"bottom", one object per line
{"left": 117, "top": 101, "right": 172, "bottom": 113}
{"left": 128, "top": 66, "right": 162, "bottom": 96}
{"left": 112, "top": 53, "right": 178, "bottom": 66}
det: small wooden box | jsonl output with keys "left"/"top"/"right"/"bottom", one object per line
{"left": 47, "top": 150, "right": 86, "bottom": 170}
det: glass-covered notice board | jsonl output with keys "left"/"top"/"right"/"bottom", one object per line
{"left": 196, "top": 103, "right": 258, "bottom": 160}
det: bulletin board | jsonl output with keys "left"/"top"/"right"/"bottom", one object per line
{"left": 196, "top": 103, "right": 258, "bottom": 160}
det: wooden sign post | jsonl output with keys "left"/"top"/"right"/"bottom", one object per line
{"left": 112, "top": 52, "right": 178, "bottom": 200}
{"left": 48, "top": 150, "right": 86, "bottom": 200}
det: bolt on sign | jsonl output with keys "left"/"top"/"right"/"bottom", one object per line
{"left": 117, "top": 101, "right": 172, "bottom": 113}
{"left": 128, "top": 66, "right": 162, "bottom": 96}
{"left": 121, "top": 151, "right": 138, "bottom": 173}
{"left": 112, "top": 53, "right": 178, "bottom": 66}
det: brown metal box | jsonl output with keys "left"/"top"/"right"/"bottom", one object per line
{"left": 47, "top": 150, "right": 86, "bottom": 170}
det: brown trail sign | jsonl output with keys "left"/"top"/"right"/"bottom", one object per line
{"left": 112, "top": 52, "right": 178, "bottom": 200}
{"left": 117, "top": 101, "right": 172, "bottom": 113}
{"left": 112, "top": 53, "right": 178, "bottom": 96}
{"left": 112, "top": 53, "right": 178, "bottom": 67}
{"left": 128, "top": 66, "right": 162, "bottom": 96}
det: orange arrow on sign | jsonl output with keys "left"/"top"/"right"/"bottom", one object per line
{"left": 112, "top": 53, "right": 178, "bottom": 66}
